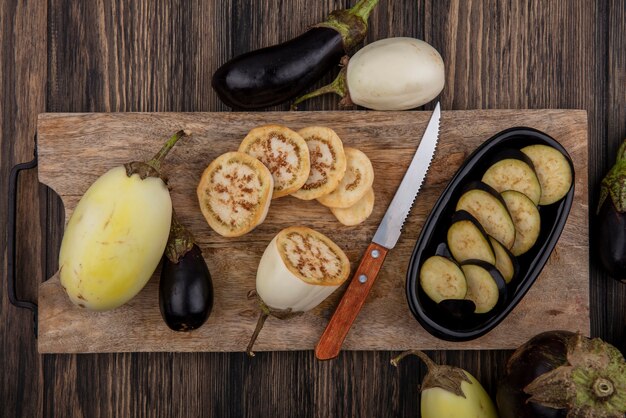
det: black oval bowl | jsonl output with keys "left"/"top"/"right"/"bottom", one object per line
{"left": 406, "top": 127, "right": 575, "bottom": 341}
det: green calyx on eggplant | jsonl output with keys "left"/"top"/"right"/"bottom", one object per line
{"left": 211, "top": 0, "right": 379, "bottom": 110}
{"left": 497, "top": 331, "right": 626, "bottom": 418}
{"left": 159, "top": 213, "right": 213, "bottom": 331}
{"left": 597, "top": 139, "right": 626, "bottom": 283}
{"left": 391, "top": 350, "right": 499, "bottom": 418}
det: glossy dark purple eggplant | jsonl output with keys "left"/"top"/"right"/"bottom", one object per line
{"left": 597, "top": 139, "right": 626, "bottom": 283}
{"left": 406, "top": 128, "right": 575, "bottom": 341}
{"left": 496, "top": 331, "right": 626, "bottom": 418}
{"left": 211, "top": 0, "right": 379, "bottom": 109}
{"left": 160, "top": 216, "right": 213, "bottom": 332}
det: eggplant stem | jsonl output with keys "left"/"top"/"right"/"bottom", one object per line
{"left": 246, "top": 310, "right": 269, "bottom": 357}
{"left": 165, "top": 210, "right": 196, "bottom": 263}
{"left": 390, "top": 350, "right": 438, "bottom": 372}
{"left": 291, "top": 67, "right": 348, "bottom": 110}
{"left": 348, "top": 0, "right": 379, "bottom": 21}
{"left": 147, "top": 129, "right": 191, "bottom": 172}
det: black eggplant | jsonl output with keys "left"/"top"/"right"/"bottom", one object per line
{"left": 496, "top": 331, "right": 626, "bottom": 418}
{"left": 211, "top": 0, "right": 379, "bottom": 109}
{"left": 597, "top": 139, "right": 626, "bottom": 283}
{"left": 159, "top": 213, "right": 213, "bottom": 331}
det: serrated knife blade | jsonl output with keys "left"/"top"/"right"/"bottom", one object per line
{"left": 372, "top": 102, "right": 440, "bottom": 249}
{"left": 315, "top": 103, "right": 441, "bottom": 360}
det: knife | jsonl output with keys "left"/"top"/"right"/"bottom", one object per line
{"left": 315, "top": 103, "right": 441, "bottom": 360}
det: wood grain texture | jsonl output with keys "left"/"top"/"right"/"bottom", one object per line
{"left": 0, "top": 0, "right": 47, "bottom": 417}
{"left": 35, "top": 110, "right": 589, "bottom": 353}
{"left": 1, "top": 0, "right": 623, "bottom": 416}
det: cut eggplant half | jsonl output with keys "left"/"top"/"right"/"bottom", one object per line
{"left": 521, "top": 144, "right": 573, "bottom": 205}
{"left": 481, "top": 150, "right": 542, "bottom": 205}
{"left": 461, "top": 261, "right": 507, "bottom": 314}
{"left": 447, "top": 211, "right": 496, "bottom": 265}
{"left": 455, "top": 182, "right": 516, "bottom": 249}
{"left": 489, "top": 236, "right": 518, "bottom": 283}
{"left": 501, "top": 190, "right": 541, "bottom": 256}
{"left": 419, "top": 255, "right": 467, "bottom": 304}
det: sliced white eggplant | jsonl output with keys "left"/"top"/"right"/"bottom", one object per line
{"left": 330, "top": 187, "right": 375, "bottom": 226}
{"left": 521, "top": 144, "right": 573, "bottom": 205}
{"left": 197, "top": 151, "right": 273, "bottom": 237}
{"left": 291, "top": 126, "right": 347, "bottom": 200}
{"left": 455, "top": 182, "right": 516, "bottom": 250}
{"left": 461, "top": 261, "right": 506, "bottom": 314}
{"left": 248, "top": 226, "right": 350, "bottom": 355}
{"left": 447, "top": 211, "right": 496, "bottom": 265}
{"left": 238, "top": 124, "right": 310, "bottom": 199}
{"left": 488, "top": 236, "right": 518, "bottom": 283}
{"left": 419, "top": 255, "right": 467, "bottom": 304}
{"left": 501, "top": 190, "right": 541, "bottom": 256}
{"left": 317, "top": 147, "right": 374, "bottom": 208}
{"left": 482, "top": 151, "right": 542, "bottom": 205}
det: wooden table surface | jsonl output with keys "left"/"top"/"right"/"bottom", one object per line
{"left": 1, "top": 0, "right": 624, "bottom": 416}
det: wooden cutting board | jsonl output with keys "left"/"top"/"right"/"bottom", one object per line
{"left": 36, "top": 110, "right": 589, "bottom": 353}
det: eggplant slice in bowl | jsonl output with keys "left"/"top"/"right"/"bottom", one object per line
{"left": 406, "top": 127, "right": 575, "bottom": 341}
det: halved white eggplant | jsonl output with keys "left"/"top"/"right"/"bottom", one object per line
{"left": 447, "top": 211, "right": 496, "bottom": 265}
{"left": 248, "top": 226, "right": 350, "bottom": 355}
{"left": 330, "top": 187, "right": 375, "bottom": 226}
{"left": 197, "top": 151, "right": 273, "bottom": 237}
{"left": 521, "top": 144, "right": 573, "bottom": 205}
{"left": 317, "top": 147, "right": 374, "bottom": 208}
{"left": 460, "top": 261, "right": 507, "bottom": 314}
{"left": 455, "top": 182, "right": 516, "bottom": 249}
{"left": 419, "top": 255, "right": 467, "bottom": 304}
{"left": 291, "top": 126, "right": 347, "bottom": 200}
{"left": 238, "top": 124, "right": 310, "bottom": 199}
{"left": 488, "top": 236, "right": 518, "bottom": 283}
{"left": 481, "top": 150, "right": 542, "bottom": 205}
{"left": 501, "top": 190, "right": 541, "bottom": 256}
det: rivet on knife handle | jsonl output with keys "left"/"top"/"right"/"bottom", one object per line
{"left": 315, "top": 242, "right": 388, "bottom": 360}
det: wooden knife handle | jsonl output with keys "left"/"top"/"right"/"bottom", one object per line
{"left": 315, "top": 242, "right": 389, "bottom": 360}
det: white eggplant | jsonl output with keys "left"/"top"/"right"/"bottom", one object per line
{"left": 247, "top": 226, "right": 350, "bottom": 356}
{"left": 392, "top": 350, "right": 499, "bottom": 418}
{"left": 292, "top": 37, "right": 445, "bottom": 111}
{"left": 58, "top": 130, "right": 190, "bottom": 311}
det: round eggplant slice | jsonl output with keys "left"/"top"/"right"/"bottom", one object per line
{"left": 489, "top": 236, "right": 518, "bottom": 283}
{"left": 197, "top": 152, "right": 274, "bottom": 237}
{"left": 501, "top": 190, "right": 541, "bottom": 256}
{"left": 330, "top": 187, "right": 375, "bottom": 226}
{"left": 447, "top": 210, "right": 496, "bottom": 265}
{"left": 419, "top": 255, "right": 467, "bottom": 304}
{"left": 238, "top": 125, "right": 310, "bottom": 199}
{"left": 318, "top": 147, "right": 374, "bottom": 208}
{"left": 291, "top": 126, "right": 347, "bottom": 200}
{"left": 460, "top": 261, "right": 507, "bottom": 314}
{"left": 481, "top": 150, "right": 542, "bottom": 205}
{"left": 455, "top": 181, "right": 516, "bottom": 249}
{"left": 521, "top": 144, "right": 573, "bottom": 205}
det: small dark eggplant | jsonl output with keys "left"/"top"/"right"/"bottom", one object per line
{"left": 597, "top": 139, "right": 626, "bottom": 283}
{"left": 159, "top": 214, "right": 213, "bottom": 331}
{"left": 211, "top": 0, "right": 379, "bottom": 109}
{"left": 496, "top": 331, "right": 626, "bottom": 418}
